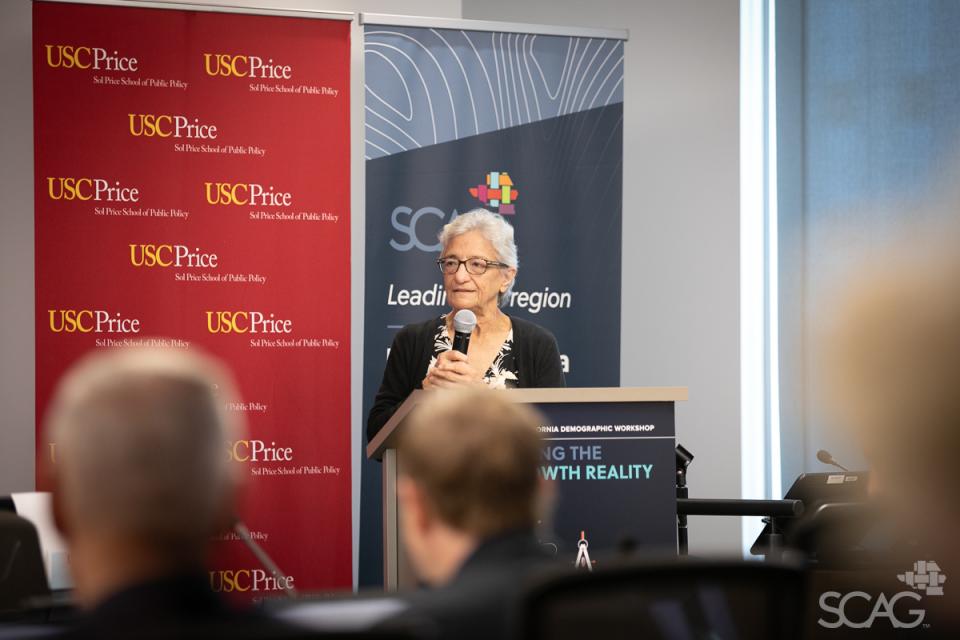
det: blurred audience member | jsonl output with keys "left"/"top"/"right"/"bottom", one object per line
{"left": 824, "top": 243, "right": 960, "bottom": 630}
{"left": 380, "top": 387, "right": 553, "bottom": 640}
{"left": 44, "top": 345, "right": 302, "bottom": 639}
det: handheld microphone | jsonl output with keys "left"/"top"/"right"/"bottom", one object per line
{"left": 452, "top": 309, "right": 477, "bottom": 355}
{"left": 816, "top": 449, "right": 850, "bottom": 472}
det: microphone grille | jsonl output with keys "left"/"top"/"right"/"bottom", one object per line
{"left": 816, "top": 449, "right": 832, "bottom": 464}
{"left": 453, "top": 309, "right": 477, "bottom": 333}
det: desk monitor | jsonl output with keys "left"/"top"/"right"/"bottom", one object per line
{"left": 750, "top": 472, "right": 869, "bottom": 558}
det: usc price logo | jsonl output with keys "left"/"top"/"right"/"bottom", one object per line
{"left": 203, "top": 53, "right": 292, "bottom": 79}
{"left": 129, "top": 244, "right": 219, "bottom": 268}
{"left": 209, "top": 569, "right": 294, "bottom": 593}
{"left": 206, "top": 311, "right": 293, "bottom": 334}
{"left": 48, "top": 310, "right": 141, "bottom": 334}
{"left": 204, "top": 182, "right": 292, "bottom": 207}
{"left": 47, "top": 177, "right": 139, "bottom": 203}
{"left": 227, "top": 440, "right": 293, "bottom": 463}
{"left": 128, "top": 114, "right": 218, "bottom": 139}
{"left": 44, "top": 44, "right": 138, "bottom": 71}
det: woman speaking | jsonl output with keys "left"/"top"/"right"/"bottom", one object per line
{"left": 367, "top": 208, "right": 565, "bottom": 440}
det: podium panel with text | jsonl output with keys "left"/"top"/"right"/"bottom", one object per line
{"left": 368, "top": 387, "right": 685, "bottom": 589}
{"left": 538, "top": 399, "right": 678, "bottom": 565}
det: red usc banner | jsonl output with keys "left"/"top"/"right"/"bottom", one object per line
{"left": 34, "top": 1, "right": 352, "bottom": 592}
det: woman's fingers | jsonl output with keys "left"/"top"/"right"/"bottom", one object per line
{"left": 436, "top": 349, "right": 469, "bottom": 366}
{"left": 428, "top": 349, "right": 482, "bottom": 387}
{"left": 430, "top": 363, "right": 478, "bottom": 385}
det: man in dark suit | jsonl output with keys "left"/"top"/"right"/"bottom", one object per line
{"left": 379, "top": 387, "right": 554, "bottom": 640}
{"left": 43, "top": 346, "right": 304, "bottom": 639}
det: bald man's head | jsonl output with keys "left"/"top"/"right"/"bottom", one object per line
{"left": 45, "top": 346, "right": 243, "bottom": 551}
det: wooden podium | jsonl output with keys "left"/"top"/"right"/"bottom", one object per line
{"left": 366, "top": 387, "right": 687, "bottom": 589}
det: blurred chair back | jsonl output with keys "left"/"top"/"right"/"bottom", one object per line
{"left": 0, "top": 512, "right": 50, "bottom": 620}
{"left": 520, "top": 559, "right": 806, "bottom": 640}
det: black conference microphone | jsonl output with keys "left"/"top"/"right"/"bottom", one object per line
{"left": 452, "top": 309, "right": 477, "bottom": 355}
{"left": 816, "top": 449, "right": 850, "bottom": 472}
{"left": 232, "top": 519, "right": 298, "bottom": 598}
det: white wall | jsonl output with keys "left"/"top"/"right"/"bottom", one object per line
{"left": 0, "top": 0, "right": 36, "bottom": 496}
{"left": 1, "top": 0, "right": 742, "bottom": 557}
{"left": 462, "top": 0, "right": 742, "bottom": 554}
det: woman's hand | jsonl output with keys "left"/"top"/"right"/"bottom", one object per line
{"left": 422, "top": 350, "right": 482, "bottom": 389}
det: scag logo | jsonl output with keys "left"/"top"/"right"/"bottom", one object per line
{"left": 129, "top": 244, "right": 219, "bottom": 268}
{"left": 128, "top": 114, "right": 218, "bottom": 139}
{"left": 227, "top": 440, "right": 294, "bottom": 463}
{"left": 208, "top": 569, "right": 294, "bottom": 593}
{"left": 818, "top": 559, "right": 945, "bottom": 629}
{"left": 818, "top": 591, "right": 925, "bottom": 630}
{"left": 205, "top": 311, "right": 293, "bottom": 334}
{"left": 44, "top": 45, "right": 138, "bottom": 71}
{"left": 48, "top": 310, "right": 141, "bottom": 334}
{"left": 204, "top": 182, "right": 292, "bottom": 207}
{"left": 202, "top": 53, "right": 292, "bottom": 79}
{"left": 469, "top": 171, "right": 518, "bottom": 215}
{"left": 390, "top": 206, "right": 461, "bottom": 252}
{"left": 47, "top": 177, "right": 139, "bottom": 202}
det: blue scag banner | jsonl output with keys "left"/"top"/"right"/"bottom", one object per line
{"left": 361, "top": 24, "right": 624, "bottom": 585}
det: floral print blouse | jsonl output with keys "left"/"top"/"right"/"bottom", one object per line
{"left": 428, "top": 317, "right": 519, "bottom": 389}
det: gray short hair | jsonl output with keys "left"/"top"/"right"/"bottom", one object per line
{"left": 45, "top": 345, "right": 242, "bottom": 547}
{"left": 439, "top": 208, "right": 518, "bottom": 304}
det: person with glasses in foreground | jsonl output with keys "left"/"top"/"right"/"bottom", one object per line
{"left": 367, "top": 208, "right": 565, "bottom": 441}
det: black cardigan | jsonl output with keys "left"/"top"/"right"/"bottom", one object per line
{"left": 367, "top": 315, "right": 566, "bottom": 441}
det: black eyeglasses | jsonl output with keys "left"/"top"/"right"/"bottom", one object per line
{"left": 436, "top": 257, "right": 510, "bottom": 275}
